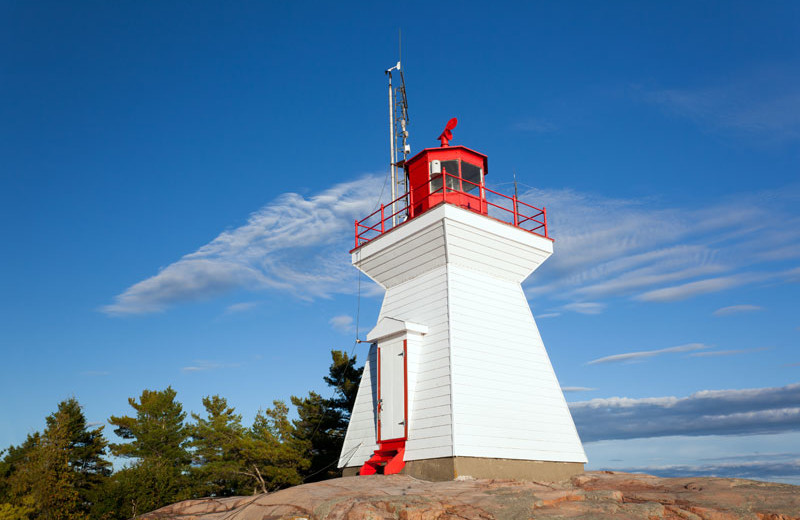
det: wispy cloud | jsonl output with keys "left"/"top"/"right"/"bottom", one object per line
{"left": 571, "top": 383, "right": 800, "bottom": 442}
{"left": 103, "top": 174, "right": 385, "bottom": 315}
{"left": 617, "top": 460, "right": 800, "bottom": 484}
{"left": 689, "top": 347, "right": 770, "bottom": 358}
{"left": 642, "top": 72, "right": 800, "bottom": 144}
{"left": 102, "top": 167, "right": 799, "bottom": 316}
{"left": 536, "top": 312, "right": 561, "bottom": 319}
{"left": 181, "top": 360, "right": 240, "bottom": 373}
{"left": 329, "top": 314, "right": 354, "bottom": 333}
{"left": 636, "top": 276, "right": 749, "bottom": 303}
{"left": 713, "top": 304, "right": 763, "bottom": 317}
{"left": 562, "top": 386, "right": 596, "bottom": 393}
{"left": 587, "top": 343, "right": 710, "bottom": 365}
{"left": 224, "top": 301, "right": 260, "bottom": 314}
{"left": 611, "top": 456, "right": 800, "bottom": 484}
{"left": 562, "top": 302, "right": 605, "bottom": 315}
{"left": 521, "top": 185, "right": 800, "bottom": 307}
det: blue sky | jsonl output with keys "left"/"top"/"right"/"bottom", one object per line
{"left": 1, "top": 1, "right": 799, "bottom": 483}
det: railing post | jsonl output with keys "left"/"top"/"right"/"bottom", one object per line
{"left": 409, "top": 183, "right": 414, "bottom": 218}
{"left": 354, "top": 220, "right": 358, "bottom": 248}
{"left": 381, "top": 204, "right": 385, "bottom": 233}
{"left": 543, "top": 207, "right": 548, "bottom": 237}
{"left": 512, "top": 195, "right": 519, "bottom": 226}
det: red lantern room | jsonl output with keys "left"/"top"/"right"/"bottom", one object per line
{"left": 405, "top": 118, "right": 488, "bottom": 219}
{"left": 353, "top": 117, "right": 549, "bottom": 249}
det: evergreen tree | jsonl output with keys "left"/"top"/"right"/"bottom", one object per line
{"left": 245, "top": 401, "right": 309, "bottom": 493}
{"left": 292, "top": 350, "right": 362, "bottom": 481}
{"left": 26, "top": 415, "right": 83, "bottom": 520}
{"left": 324, "top": 350, "right": 363, "bottom": 418}
{"left": 189, "top": 396, "right": 249, "bottom": 497}
{"left": 0, "top": 434, "right": 39, "bottom": 520}
{"left": 44, "top": 399, "right": 111, "bottom": 514}
{"left": 105, "top": 387, "right": 191, "bottom": 517}
{"left": 0, "top": 398, "right": 110, "bottom": 520}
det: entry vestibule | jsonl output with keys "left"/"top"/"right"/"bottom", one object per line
{"left": 365, "top": 318, "right": 428, "bottom": 449}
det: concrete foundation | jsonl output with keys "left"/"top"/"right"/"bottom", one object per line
{"left": 343, "top": 457, "right": 584, "bottom": 482}
{"left": 342, "top": 466, "right": 360, "bottom": 477}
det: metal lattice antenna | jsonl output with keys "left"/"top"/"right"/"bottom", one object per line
{"left": 385, "top": 31, "right": 411, "bottom": 226}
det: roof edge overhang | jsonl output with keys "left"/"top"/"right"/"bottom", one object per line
{"left": 406, "top": 145, "right": 489, "bottom": 168}
{"left": 366, "top": 317, "right": 429, "bottom": 343}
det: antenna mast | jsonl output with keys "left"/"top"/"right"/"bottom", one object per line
{"left": 385, "top": 36, "right": 410, "bottom": 226}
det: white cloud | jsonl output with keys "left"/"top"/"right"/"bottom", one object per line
{"left": 570, "top": 383, "right": 800, "bottom": 442}
{"left": 535, "top": 312, "right": 561, "bottom": 319}
{"left": 103, "top": 174, "right": 386, "bottom": 315}
{"left": 520, "top": 185, "right": 800, "bottom": 306}
{"left": 689, "top": 347, "right": 770, "bottom": 358}
{"left": 712, "top": 304, "right": 763, "bottom": 317}
{"left": 181, "top": 360, "right": 240, "bottom": 373}
{"left": 613, "top": 457, "right": 800, "bottom": 484}
{"left": 636, "top": 276, "right": 750, "bottom": 303}
{"left": 587, "top": 343, "right": 710, "bottom": 365}
{"left": 329, "top": 315, "right": 354, "bottom": 333}
{"left": 562, "top": 386, "right": 596, "bottom": 393}
{"left": 224, "top": 301, "right": 260, "bottom": 314}
{"left": 642, "top": 71, "right": 800, "bottom": 144}
{"left": 562, "top": 302, "right": 605, "bottom": 315}
{"left": 102, "top": 165, "right": 799, "bottom": 316}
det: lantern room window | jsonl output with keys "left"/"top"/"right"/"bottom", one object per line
{"left": 461, "top": 162, "right": 482, "bottom": 193}
{"left": 441, "top": 160, "right": 459, "bottom": 190}
{"left": 429, "top": 159, "right": 483, "bottom": 193}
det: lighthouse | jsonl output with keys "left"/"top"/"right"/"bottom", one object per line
{"left": 338, "top": 119, "right": 587, "bottom": 481}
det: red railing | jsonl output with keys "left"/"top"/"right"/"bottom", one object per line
{"left": 354, "top": 172, "right": 549, "bottom": 248}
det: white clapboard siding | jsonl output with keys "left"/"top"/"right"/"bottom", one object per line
{"left": 448, "top": 264, "right": 587, "bottom": 463}
{"left": 340, "top": 263, "right": 454, "bottom": 469}
{"left": 341, "top": 202, "right": 585, "bottom": 470}
{"left": 338, "top": 345, "right": 379, "bottom": 468}
{"left": 380, "top": 266, "right": 454, "bottom": 462}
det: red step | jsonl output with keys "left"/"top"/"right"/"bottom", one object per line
{"left": 359, "top": 442, "right": 406, "bottom": 475}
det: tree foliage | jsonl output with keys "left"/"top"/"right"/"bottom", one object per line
{"left": 105, "top": 387, "right": 192, "bottom": 518}
{"left": 0, "top": 350, "right": 365, "bottom": 518}
{"left": 247, "top": 401, "right": 309, "bottom": 493}
{"left": 189, "top": 395, "right": 248, "bottom": 497}
{"left": 0, "top": 398, "right": 110, "bottom": 520}
{"left": 292, "top": 350, "right": 362, "bottom": 481}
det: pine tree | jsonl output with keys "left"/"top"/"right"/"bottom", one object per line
{"left": 0, "top": 398, "right": 110, "bottom": 520}
{"left": 292, "top": 350, "right": 362, "bottom": 481}
{"left": 324, "top": 350, "right": 363, "bottom": 418}
{"left": 0, "top": 434, "right": 39, "bottom": 520}
{"left": 189, "top": 396, "right": 249, "bottom": 497}
{"left": 27, "top": 415, "right": 83, "bottom": 520}
{"left": 245, "top": 401, "right": 309, "bottom": 493}
{"left": 106, "top": 387, "right": 191, "bottom": 517}
{"left": 45, "top": 399, "right": 111, "bottom": 514}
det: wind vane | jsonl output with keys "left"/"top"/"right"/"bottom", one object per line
{"left": 437, "top": 117, "right": 458, "bottom": 147}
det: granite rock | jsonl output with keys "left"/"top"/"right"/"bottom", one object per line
{"left": 140, "top": 471, "right": 800, "bottom": 520}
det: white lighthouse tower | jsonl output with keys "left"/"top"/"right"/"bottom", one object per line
{"left": 338, "top": 119, "right": 587, "bottom": 481}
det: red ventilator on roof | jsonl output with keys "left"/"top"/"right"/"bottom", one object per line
{"left": 437, "top": 117, "right": 458, "bottom": 147}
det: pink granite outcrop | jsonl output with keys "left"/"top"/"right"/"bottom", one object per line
{"left": 140, "top": 471, "right": 800, "bottom": 520}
